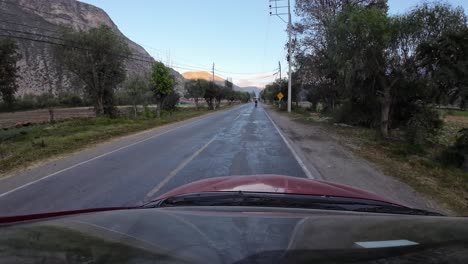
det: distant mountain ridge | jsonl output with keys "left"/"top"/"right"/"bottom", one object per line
{"left": 182, "top": 71, "right": 261, "bottom": 96}
{"left": 181, "top": 71, "right": 224, "bottom": 82}
{"left": 2, "top": 0, "right": 185, "bottom": 96}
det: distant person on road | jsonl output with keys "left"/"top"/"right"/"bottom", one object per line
{"left": 255, "top": 99, "right": 258, "bottom": 108}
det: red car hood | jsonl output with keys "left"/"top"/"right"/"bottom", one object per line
{"left": 156, "top": 175, "right": 402, "bottom": 206}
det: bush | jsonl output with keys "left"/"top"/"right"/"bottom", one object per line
{"left": 59, "top": 93, "right": 84, "bottom": 107}
{"left": 142, "top": 105, "right": 154, "bottom": 119}
{"left": 162, "top": 92, "right": 180, "bottom": 114}
{"left": 332, "top": 100, "right": 380, "bottom": 127}
{"left": 0, "top": 93, "right": 91, "bottom": 112}
{"left": 440, "top": 129, "right": 468, "bottom": 170}
{"left": 405, "top": 106, "right": 443, "bottom": 145}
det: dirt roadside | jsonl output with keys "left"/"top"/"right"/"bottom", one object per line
{"left": 265, "top": 106, "right": 447, "bottom": 214}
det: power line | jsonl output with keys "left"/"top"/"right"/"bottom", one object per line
{"left": 0, "top": 28, "right": 69, "bottom": 43}
{"left": 0, "top": 15, "right": 215, "bottom": 72}
{"left": 0, "top": 14, "right": 59, "bottom": 34}
{"left": 0, "top": 27, "right": 164, "bottom": 62}
{"left": 215, "top": 68, "right": 278, "bottom": 76}
{"left": 0, "top": 29, "right": 217, "bottom": 73}
{"left": 0, "top": 33, "right": 155, "bottom": 64}
{"left": 0, "top": 0, "right": 90, "bottom": 27}
{"left": 0, "top": 1, "right": 277, "bottom": 77}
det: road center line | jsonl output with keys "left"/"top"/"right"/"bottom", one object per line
{"left": 0, "top": 105, "right": 245, "bottom": 199}
{"left": 263, "top": 109, "right": 315, "bottom": 179}
{"left": 145, "top": 136, "right": 217, "bottom": 199}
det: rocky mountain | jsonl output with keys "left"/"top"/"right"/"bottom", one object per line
{"left": 0, "top": 0, "right": 185, "bottom": 96}
{"left": 182, "top": 71, "right": 262, "bottom": 96}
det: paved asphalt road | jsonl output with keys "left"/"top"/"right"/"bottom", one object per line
{"left": 0, "top": 104, "right": 307, "bottom": 216}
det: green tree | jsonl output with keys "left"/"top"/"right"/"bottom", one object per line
{"left": 417, "top": 28, "right": 468, "bottom": 109}
{"left": 150, "top": 61, "right": 175, "bottom": 118}
{"left": 162, "top": 90, "right": 180, "bottom": 116}
{"left": 184, "top": 79, "right": 207, "bottom": 110}
{"left": 226, "top": 89, "right": 237, "bottom": 104}
{"left": 294, "top": 1, "right": 466, "bottom": 138}
{"left": 329, "top": 6, "right": 396, "bottom": 134}
{"left": 225, "top": 79, "right": 233, "bottom": 90}
{"left": 57, "top": 25, "right": 129, "bottom": 117}
{"left": 215, "top": 85, "right": 230, "bottom": 109}
{"left": 122, "top": 75, "right": 149, "bottom": 118}
{"left": 204, "top": 83, "right": 217, "bottom": 110}
{"left": 0, "top": 38, "right": 21, "bottom": 107}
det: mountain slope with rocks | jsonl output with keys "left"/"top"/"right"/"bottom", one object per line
{"left": 0, "top": 0, "right": 185, "bottom": 97}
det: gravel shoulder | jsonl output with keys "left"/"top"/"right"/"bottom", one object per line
{"left": 265, "top": 106, "right": 447, "bottom": 214}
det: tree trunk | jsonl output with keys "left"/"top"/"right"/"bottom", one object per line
{"left": 194, "top": 99, "right": 199, "bottom": 110}
{"left": 48, "top": 107, "right": 55, "bottom": 123}
{"left": 206, "top": 99, "right": 214, "bottom": 110}
{"left": 156, "top": 102, "right": 161, "bottom": 118}
{"left": 96, "top": 96, "right": 104, "bottom": 116}
{"left": 379, "top": 77, "right": 398, "bottom": 138}
{"left": 133, "top": 104, "right": 138, "bottom": 119}
{"left": 380, "top": 84, "right": 391, "bottom": 138}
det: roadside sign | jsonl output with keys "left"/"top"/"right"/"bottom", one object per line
{"left": 277, "top": 92, "right": 284, "bottom": 100}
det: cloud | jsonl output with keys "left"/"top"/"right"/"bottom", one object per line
{"left": 233, "top": 73, "right": 277, "bottom": 88}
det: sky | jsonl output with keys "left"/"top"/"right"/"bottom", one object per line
{"left": 79, "top": 0, "right": 468, "bottom": 88}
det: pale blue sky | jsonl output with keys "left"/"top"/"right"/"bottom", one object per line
{"left": 79, "top": 0, "right": 467, "bottom": 87}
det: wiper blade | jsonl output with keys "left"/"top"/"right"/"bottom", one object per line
{"left": 145, "top": 192, "right": 443, "bottom": 216}
{"left": 353, "top": 206, "right": 443, "bottom": 216}
{"left": 146, "top": 192, "right": 441, "bottom": 215}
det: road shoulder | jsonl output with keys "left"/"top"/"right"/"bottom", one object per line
{"left": 264, "top": 106, "right": 447, "bottom": 214}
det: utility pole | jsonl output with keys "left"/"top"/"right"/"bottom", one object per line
{"left": 269, "top": 0, "right": 293, "bottom": 112}
{"left": 212, "top": 63, "right": 215, "bottom": 82}
{"left": 278, "top": 61, "right": 282, "bottom": 80}
{"left": 287, "top": 0, "right": 292, "bottom": 113}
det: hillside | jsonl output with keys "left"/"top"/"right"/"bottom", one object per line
{"left": 0, "top": 0, "right": 185, "bottom": 96}
{"left": 182, "top": 71, "right": 224, "bottom": 82}
{"left": 182, "top": 71, "right": 261, "bottom": 96}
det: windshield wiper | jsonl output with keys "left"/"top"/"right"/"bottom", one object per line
{"left": 353, "top": 206, "right": 443, "bottom": 216}
{"left": 145, "top": 192, "right": 443, "bottom": 216}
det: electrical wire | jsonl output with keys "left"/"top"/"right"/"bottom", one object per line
{"left": 0, "top": 0, "right": 278, "bottom": 77}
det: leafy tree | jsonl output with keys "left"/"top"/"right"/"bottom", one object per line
{"left": 122, "top": 75, "right": 149, "bottom": 118}
{"left": 150, "top": 61, "right": 175, "bottom": 118}
{"left": 0, "top": 38, "right": 21, "bottom": 107}
{"left": 57, "top": 25, "right": 129, "bottom": 117}
{"left": 226, "top": 89, "right": 236, "bottom": 104}
{"left": 263, "top": 78, "right": 301, "bottom": 109}
{"left": 262, "top": 81, "right": 282, "bottom": 103}
{"left": 294, "top": 0, "right": 467, "bottom": 138}
{"left": 225, "top": 79, "right": 233, "bottom": 90}
{"left": 163, "top": 90, "right": 180, "bottom": 115}
{"left": 238, "top": 91, "right": 251, "bottom": 103}
{"left": 417, "top": 28, "right": 468, "bottom": 109}
{"left": 215, "top": 85, "right": 230, "bottom": 108}
{"left": 329, "top": 5, "right": 396, "bottom": 133}
{"left": 204, "top": 83, "right": 217, "bottom": 110}
{"left": 184, "top": 79, "right": 207, "bottom": 109}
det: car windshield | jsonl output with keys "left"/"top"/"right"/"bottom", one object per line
{"left": 0, "top": 0, "right": 468, "bottom": 263}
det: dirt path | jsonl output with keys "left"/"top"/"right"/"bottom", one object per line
{"left": 265, "top": 107, "right": 446, "bottom": 214}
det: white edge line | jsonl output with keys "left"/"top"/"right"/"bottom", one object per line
{"left": 0, "top": 105, "right": 244, "bottom": 198}
{"left": 263, "top": 109, "right": 314, "bottom": 179}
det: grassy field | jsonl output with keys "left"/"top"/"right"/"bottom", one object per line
{"left": 0, "top": 106, "right": 234, "bottom": 176}
{"left": 286, "top": 107, "right": 468, "bottom": 215}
